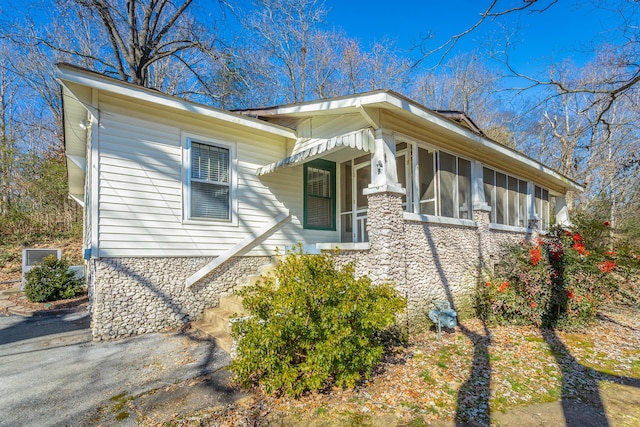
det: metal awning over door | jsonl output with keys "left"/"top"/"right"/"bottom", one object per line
{"left": 256, "top": 128, "right": 374, "bottom": 176}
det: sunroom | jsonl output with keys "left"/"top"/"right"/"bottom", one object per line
{"left": 330, "top": 138, "right": 554, "bottom": 244}
{"left": 245, "top": 90, "right": 580, "bottom": 247}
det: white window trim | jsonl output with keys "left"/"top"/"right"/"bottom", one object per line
{"left": 403, "top": 212, "right": 477, "bottom": 228}
{"left": 488, "top": 223, "right": 528, "bottom": 233}
{"left": 534, "top": 184, "right": 551, "bottom": 232}
{"left": 395, "top": 143, "right": 411, "bottom": 210}
{"left": 432, "top": 148, "right": 473, "bottom": 219}
{"left": 395, "top": 134, "right": 474, "bottom": 220}
{"left": 483, "top": 166, "right": 531, "bottom": 228}
{"left": 182, "top": 132, "right": 238, "bottom": 225}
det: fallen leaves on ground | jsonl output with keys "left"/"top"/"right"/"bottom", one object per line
{"left": 154, "top": 304, "right": 640, "bottom": 426}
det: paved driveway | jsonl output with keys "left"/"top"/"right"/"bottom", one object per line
{"left": 0, "top": 312, "right": 244, "bottom": 426}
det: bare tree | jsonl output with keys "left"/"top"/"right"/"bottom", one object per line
{"left": 416, "top": 0, "right": 639, "bottom": 226}
{"left": 0, "top": 43, "right": 19, "bottom": 216}
{"left": 228, "top": 0, "right": 412, "bottom": 106}
{"left": 339, "top": 38, "right": 412, "bottom": 96}
{"left": 519, "top": 51, "right": 640, "bottom": 217}
{"left": 411, "top": 52, "right": 518, "bottom": 147}
{"left": 3, "top": 0, "right": 236, "bottom": 103}
{"left": 240, "top": 0, "right": 327, "bottom": 103}
{"left": 416, "top": 0, "right": 558, "bottom": 69}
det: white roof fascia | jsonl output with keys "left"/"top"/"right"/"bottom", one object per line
{"left": 257, "top": 91, "right": 389, "bottom": 116}
{"left": 56, "top": 65, "right": 297, "bottom": 140}
{"left": 261, "top": 91, "right": 583, "bottom": 192}
{"left": 377, "top": 94, "right": 584, "bottom": 192}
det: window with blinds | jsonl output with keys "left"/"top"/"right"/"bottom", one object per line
{"left": 304, "top": 159, "right": 336, "bottom": 230}
{"left": 190, "top": 142, "right": 230, "bottom": 220}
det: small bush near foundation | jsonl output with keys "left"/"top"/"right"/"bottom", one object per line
{"left": 478, "top": 219, "right": 639, "bottom": 330}
{"left": 24, "top": 255, "right": 84, "bottom": 303}
{"left": 230, "top": 246, "right": 405, "bottom": 397}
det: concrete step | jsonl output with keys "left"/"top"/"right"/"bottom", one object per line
{"left": 202, "top": 307, "right": 234, "bottom": 333}
{"left": 242, "top": 264, "right": 277, "bottom": 287}
{"left": 0, "top": 288, "right": 22, "bottom": 297}
{"left": 219, "top": 294, "right": 247, "bottom": 316}
{"left": 191, "top": 320, "right": 233, "bottom": 353}
{"left": 192, "top": 258, "right": 281, "bottom": 354}
{"left": 247, "top": 263, "right": 279, "bottom": 287}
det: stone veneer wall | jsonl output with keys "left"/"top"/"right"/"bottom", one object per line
{"left": 330, "top": 192, "right": 532, "bottom": 332}
{"left": 88, "top": 193, "right": 536, "bottom": 340}
{"left": 88, "top": 255, "right": 270, "bottom": 340}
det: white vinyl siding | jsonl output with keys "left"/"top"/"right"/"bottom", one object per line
{"left": 93, "top": 93, "right": 338, "bottom": 257}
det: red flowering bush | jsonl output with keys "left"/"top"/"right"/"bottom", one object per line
{"left": 478, "top": 217, "right": 638, "bottom": 330}
{"left": 529, "top": 247, "right": 542, "bottom": 266}
{"left": 479, "top": 239, "right": 554, "bottom": 327}
{"left": 598, "top": 260, "right": 616, "bottom": 273}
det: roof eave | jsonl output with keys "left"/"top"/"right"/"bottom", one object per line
{"left": 242, "top": 91, "right": 583, "bottom": 193}
{"left": 56, "top": 63, "right": 297, "bottom": 140}
{"left": 60, "top": 84, "right": 89, "bottom": 204}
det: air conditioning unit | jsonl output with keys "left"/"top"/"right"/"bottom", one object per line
{"left": 22, "top": 248, "right": 62, "bottom": 289}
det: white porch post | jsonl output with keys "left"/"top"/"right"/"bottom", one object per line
{"left": 362, "top": 129, "right": 405, "bottom": 286}
{"left": 472, "top": 160, "right": 491, "bottom": 211}
{"left": 554, "top": 194, "right": 571, "bottom": 227}
{"left": 365, "top": 129, "right": 404, "bottom": 195}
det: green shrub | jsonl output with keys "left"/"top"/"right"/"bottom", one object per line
{"left": 24, "top": 255, "right": 84, "bottom": 303}
{"left": 230, "top": 246, "right": 406, "bottom": 397}
{"left": 477, "top": 220, "right": 638, "bottom": 330}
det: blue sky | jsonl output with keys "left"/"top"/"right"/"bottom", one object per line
{"left": 323, "top": 1, "right": 624, "bottom": 73}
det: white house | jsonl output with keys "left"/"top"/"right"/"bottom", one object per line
{"left": 58, "top": 63, "right": 583, "bottom": 341}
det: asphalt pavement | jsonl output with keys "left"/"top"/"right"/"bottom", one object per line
{"left": 0, "top": 310, "right": 246, "bottom": 426}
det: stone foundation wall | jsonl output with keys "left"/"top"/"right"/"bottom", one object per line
{"left": 88, "top": 256, "right": 270, "bottom": 340}
{"left": 329, "top": 193, "right": 532, "bottom": 332}
{"left": 88, "top": 192, "right": 535, "bottom": 340}
{"left": 402, "top": 221, "right": 481, "bottom": 324}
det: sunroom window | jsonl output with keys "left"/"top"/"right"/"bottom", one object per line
{"left": 535, "top": 185, "right": 550, "bottom": 231}
{"left": 483, "top": 167, "right": 528, "bottom": 228}
{"left": 405, "top": 144, "right": 471, "bottom": 219}
{"left": 437, "top": 151, "right": 471, "bottom": 219}
{"left": 417, "top": 147, "right": 436, "bottom": 215}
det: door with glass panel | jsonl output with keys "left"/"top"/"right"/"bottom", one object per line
{"left": 340, "top": 155, "right": 371, "bottom": 243}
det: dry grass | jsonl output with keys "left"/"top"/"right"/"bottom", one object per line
{"left": 166, "top": 304, "right": 640, "bottom": 427}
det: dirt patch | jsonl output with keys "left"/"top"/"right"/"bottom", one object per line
{"left": 132, "top": 370, "right": 251, "bottom": 426}
{"left": 492, "top": 382, "right": 640, "bottom": 427}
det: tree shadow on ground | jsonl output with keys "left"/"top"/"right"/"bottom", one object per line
{"left": 455, "top": 320, "right": 492, "bottom": 426}
{"left": 540, "top": 325, "right": 640, "bottom": 427}
{"left": 451, "top": 309, "right": 640, "bottom": 427}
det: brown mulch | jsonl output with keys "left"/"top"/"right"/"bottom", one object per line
{"left": 7, "top": 291, "right": 88, "bottom": 313}
{"left": 0, "top": 281, "right": 20, "bottom": 291}
{"left": 165, "top": 304, "right": 640, "bottom": 427}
